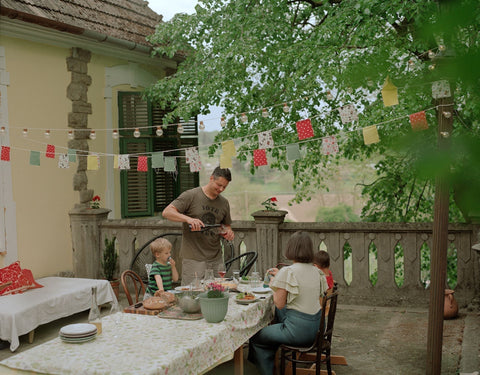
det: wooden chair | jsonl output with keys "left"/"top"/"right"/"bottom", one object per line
{"left": 120, "top": 270, "right": 146, "bottom": 306}
{"left": 224, "top": 251, "right": 258, "bottom": 277}
{"left": 280, "top": 291, "right": 339, "bottom": 375}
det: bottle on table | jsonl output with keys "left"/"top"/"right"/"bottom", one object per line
{"left": 88, "top": 286, "right": 102, "bottom": 334}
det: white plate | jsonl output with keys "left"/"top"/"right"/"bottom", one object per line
{"left": 60, "top": 334, "right": 97, "bottom": 343}
{"left": 252, "top": 287, "right": 272, "bottom": 294}
{"left": 235, "top": 298, "right": 258, "bottom": 305}
{"left": 60, "top": 323, "right": 97, "bottom": 337}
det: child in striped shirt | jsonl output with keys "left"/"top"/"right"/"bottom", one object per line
{"left": 145, "top": 237, "right": 179, "bottom": 298}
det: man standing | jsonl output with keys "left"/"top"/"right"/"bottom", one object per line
{"left": 162, "top": 166, "right": 235, "bottom": 285}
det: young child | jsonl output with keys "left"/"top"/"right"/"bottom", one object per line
{"left": 145, "top": 238, "right": 179, "bottom": 299}
{"left": 313, "top": 250, "right": 334, "bottom": 290}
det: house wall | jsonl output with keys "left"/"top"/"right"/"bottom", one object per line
{"left": 0, "top": 32, "right": 164, "bottom": 277}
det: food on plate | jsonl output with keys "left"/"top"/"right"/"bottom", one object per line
{"left": 220, "top": 281, "right": 237, "bottom": 290}
{"left": 154, "top": 291, "right": 176, "bottom": 304}
{"left": 236, "top": 292, "right": 255, "bottom": 300}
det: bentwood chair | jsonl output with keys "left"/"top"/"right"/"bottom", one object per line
{"left": 280, "top": 291, "right": 339, "bottom": 375}
{"left": 224, "top": 251, "right": 258, "bottom": 277}
{"left": 120, "top": 270, "right": 146, "bottom": 306}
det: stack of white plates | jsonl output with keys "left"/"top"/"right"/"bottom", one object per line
{"left": 59, "top": 323, "right": 97, "bottom": 343}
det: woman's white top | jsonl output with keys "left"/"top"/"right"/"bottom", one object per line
{"left": 271, "top": 262, "right": 328, "bottom": 315}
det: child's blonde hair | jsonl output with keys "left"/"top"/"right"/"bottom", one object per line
{"left": 150, "top": 237, "right": 172, "bottom": 256}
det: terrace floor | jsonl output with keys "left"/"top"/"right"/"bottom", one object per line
{"left": 1, "top": 296, "right": 479, "bottom": 375}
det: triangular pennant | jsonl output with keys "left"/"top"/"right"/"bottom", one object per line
{"left": 118, "top": 154, "right": 130, "bottom": 170}
{"left": 1, "top": 146, "right": 10, "bottom": 161}
{"left": 46, "top": 144, "right": 55, "bottom": 159}
{"left": 58, "top": 154, "right": 69, "bottom": 168}
{"left": 296, "top": 119, "right": 314, "bottom": 140}
{"left": 151, "top": 152, "right": 164, "bottom": 168}
{"left": 68, "top": 149, "right": 77, "bottom": 163}
{"left": 409, "top": 111, "right": 429, "bottom": 131}
{"left": 220, "top": 153, "right": 232, "bottom": 168}
{"left": 338, "top": 104, "right": 358, "bottom": 124}
{"left": 30, "top": 151, "right": 40, "bottom": 166}
{"left": 381, "top": 76, "right": 399, "bottom": 107}
{"left": 258, "top": 130, "right": 274, "bottom": 149}
{"left": 362, "top": 125, "right": 380, "bottom": 145}
{"left": 164, "top": 156, "right": 176, "bottom": 172}
{"left": 87, "top": 154, "right": 99, "bottom": 170}
{"left": 432, "top": 80, "right": 451, "bottom": 99}
{"left": 221, "top": 140, "right": 236, "bottom": 157}
{"left": 137, "top": 156, "right": 148, "bottom": 172}
{"left": 286, "top": 144, "right": 301, "bottom": 161}
{"left": 253, "top": 149, "right": 268, "bottom": 166}
{"left": 321, "top": 136, "right": 339, "bottom": 155}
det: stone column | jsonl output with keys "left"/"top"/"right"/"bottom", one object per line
{"left": 251, "top": 210, "right": 288, "bottom": 273}
{"left": 69, "top": 208, "right": 110, "bottom": 278}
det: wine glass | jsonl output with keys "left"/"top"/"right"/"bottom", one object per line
{"left": 109, "top": 302, "right": 123, "bottom": 338}
{"left": 204, "top": 269, "right": 215, "bottom": 288}
{"left": 217, "top": 264, "right": 226, "bottom": 279}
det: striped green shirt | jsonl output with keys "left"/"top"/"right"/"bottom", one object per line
{"left": 147, "top": 261, "right": 173, "bottom": 294}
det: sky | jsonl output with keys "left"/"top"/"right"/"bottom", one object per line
{"left": 146, "top": 1, "right": 223, "bottom": 132}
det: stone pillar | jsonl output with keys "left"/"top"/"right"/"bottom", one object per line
{"left": 69, "top": 208, "right": 110, "bottom": 278}
{"left": 251, "top": 210, "right": 288, "bottom": 273}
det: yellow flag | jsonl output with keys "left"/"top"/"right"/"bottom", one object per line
{"left": 220, "top": 153, "right": 232, "bottom": 168}
{"left": 113, "top": 155, "right": 119, "bottom": 169}
{"left": 381, "top": 76, "right": 399, "bottom": 107}
{"left": 221, "top": 140, "right": 236, "bottom": 157}
{"left": 363, "top": 125, "right": 380, "bottom": 145}
{"left": 87, "top": 155, "right": 99, "bottom": 170}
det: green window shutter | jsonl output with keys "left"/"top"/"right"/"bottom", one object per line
{"left": 120, "top": 137, "right": 154, "bottom": 218}
{"left": 118, "top": 92, "right": 152, "bottom": 136}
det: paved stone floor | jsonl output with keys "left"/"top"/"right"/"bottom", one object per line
{"left": 1, "top": 298, "right": 479, "bottom": 375}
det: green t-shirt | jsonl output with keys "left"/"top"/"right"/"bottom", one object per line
{"left": 147, "top": 261, "right": 173, "bottom": 294}
{"left": 171, "top": 187, "right": 232, "bottom": 261}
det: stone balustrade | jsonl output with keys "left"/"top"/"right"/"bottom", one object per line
{"left": 70, "top": 209, "right": 480, "bottom": 308}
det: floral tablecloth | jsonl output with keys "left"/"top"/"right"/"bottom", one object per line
{"left": 0, "top": 293, "right": 274, "bottom": 375}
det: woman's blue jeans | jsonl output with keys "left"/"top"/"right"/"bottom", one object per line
{"left": 248, "top": 307, "right": 321, "bottom": 375}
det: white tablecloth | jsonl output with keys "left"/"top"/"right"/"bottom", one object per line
{"left": 0, "top": 293, "right": 274, "bottom": 375}
{"left": 0, "top": 277, "right": 117, "bottom": 351}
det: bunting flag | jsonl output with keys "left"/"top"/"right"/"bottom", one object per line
{"left": 381, "top": 76, "right": 399, "bottom": 107}
{"left": 258, "top": 130, "right": 274, "bottom": 149}
{"left": 253, "top": 148, "right": 268, "bottom": 166}
{"left": 137, "top": 156, "right": 148, "bottom": 172}
{"left": 432, "top": 80, "right": 451, "bottom": 99}
{"left": 30, "top": 151, "right": 40, "bottom": 166}
{"left": 118, "top": 154, "right": 130, "bottom": 170}
{"left": 164, "top": 156, "right": 176, "bottom": 172}
{"left": 409, "top": 111, "right": 428, "bottom": 131}
{"left": 362, "top": 125, "right": 380, "bottom": 145}
{"left": 286, "top": 143, "right": 301, "bottom": 161}
{"left": 321, "top": 136, "right": 339, "bottom": 155}
{"left": 220, "top": 153, "right": 232, "bottom": 168}
{"left": 46, "top": 144, "right": 55, "bottom": 159}
{"left": 338, "top": 104, "right": 359, "bottom": 124}
{"left": 58, "top": 154, "right": 69, "bottom": 168}
{"left": 1, "top": 146, "right": 10, "bottom": 161}
{"left": 221, "top": 140, "right": 236, "bottom": 157}
{"left": 151, "top": 152, "right": 164, "bottom": 168}
{"left": 296, "top": 119, "right": 314, "bottom": 140}
{"left": 87, "top": 154, "right": 99, "bottom": 170}
{"left": 113, "top": 155, "right": 119, "bottom": 169}
{"left": 185, "top": 147, "right": 200, "bottom": 164}
{"left": 68, "top": 149, "right": 76, "bottom": 163}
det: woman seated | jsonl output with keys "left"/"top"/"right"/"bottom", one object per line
{"left": 248, "top": 231, "right": 329, "bottom": 375}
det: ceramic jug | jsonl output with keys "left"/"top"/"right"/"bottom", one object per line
{"left": 444, "top": 289, "right": 458, "bottom": 319}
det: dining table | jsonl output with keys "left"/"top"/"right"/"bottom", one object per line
{"left": 0, "top": 288, "right": 275, "bottom": 375}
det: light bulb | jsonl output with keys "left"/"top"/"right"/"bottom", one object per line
{"left": 89, "top": 130, "right": 96, "bottom": 140}
{"left": 262, "top": 108, "right": 269, "bottom": 118}
{"left": 133, "top": 128, "right": 141, "bottom": 138}
{"left": 428, "top": 50, "right": 435, "bottom": 59}
{"left": 156, "top": 126, "right": 163, "bottom": 136}
{"left": 44, "top": 130, "right": 51, "bottom": 138}
{"left": 241, "top": 113, "right": 248, "bottom": 123}
{"left": 408, "top": 60, "right": 415, "bottom": 67}
{"left": 22, "top": 129, "right": 28, "bottom": 137}
{"left": 0, "top": 126, "right": 5, "bottom": 133}
{"left": 443, "top": 111, "right": 452, "bottom": 119}
{"left": 438, "top": 44, "right": 446, "bottom": 52}
{"left": 177, "top": 124, "right": 184, "bottom": 134}
{"left": 440, "top": 131, "right": 450, "bottom": 138}
{"left": 283, "top": 103, "right": 290, "bottom": 113}
{"left": 428, "top": 64, "right": 436, "bottom": 71}
{"left": 112, "top": 130, "right": 119, "bottom": 139}
{"left": 326, "top": 90, "right": 334, "bottom": 100}
{"left": 199, "top": 121, "right": 205, "bottom": 130}
{"left": 220, "top": 117, "right": 226, "bottom": 128}
{"left": 68, "top": 130, "right": 74, "bottom": 140}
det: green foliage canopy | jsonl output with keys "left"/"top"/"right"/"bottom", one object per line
{"left": 146, "top": 0, "right": 480, "bottom": 222}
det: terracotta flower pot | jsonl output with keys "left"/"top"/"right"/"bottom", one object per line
{"left": 444, "top": 289, "right": 458, "bottom": 319}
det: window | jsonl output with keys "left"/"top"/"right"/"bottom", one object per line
{"left": 118, "top": 92, "right": 199, "bottom": 218}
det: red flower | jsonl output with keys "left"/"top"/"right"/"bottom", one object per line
{"left": 92, "top": 195, "right": 101, "bottom": 202}
{"left": 270, "top": 197, "right": 278, "bottom": 202}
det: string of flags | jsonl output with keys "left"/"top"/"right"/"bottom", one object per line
{"left": 0, "top": 79, "right": 453, "bottom": 173}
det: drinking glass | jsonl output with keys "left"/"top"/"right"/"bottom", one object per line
{"left": 204, "top": 269, "right": 215, "bottom": 287}
{"left": 109, "top": 302, "right": 123, "bottom": 338}
{"left": 251, "top": 271, "right": 261, "bottom": 289}
{"left": 217, "top": 264, "right": 226, "bottom": 279}
{"left": 232, "top": 270, "right": 240, "bottom": 284}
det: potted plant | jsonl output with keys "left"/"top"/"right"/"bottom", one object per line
{"left": 101, "top": 236, "right": 119, "bottom": 299}
{"left": 198, "top": 282, "right": 229, "bottom": 323}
